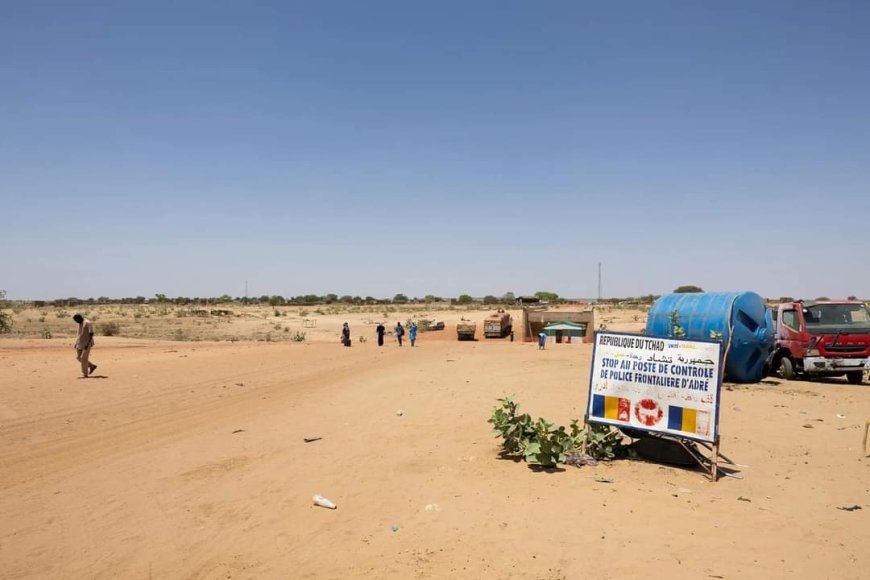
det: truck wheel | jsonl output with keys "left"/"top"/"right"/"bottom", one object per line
{"left": 779, "top": 357, "right": 794, "bottom": 380}
{"left": 846, "top": 371, "right": 864, "bottom": 385}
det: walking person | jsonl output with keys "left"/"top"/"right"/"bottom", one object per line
{"left": 73, "top": 314, "right": 97, "bottom": 377}
{"left": 376, "top": 322, "right": 386, "bottom": 346}
{"left": 395, "top": 322, "right": 405, "bottom": 347}
{"left": 341, "top": 322, "right": 351, "bottom": 347}
{"left": 538, "top": 331, "right": 547, "bottom": 350}
{"left": 409, "top": 321, "right": 418, "bottom": 347}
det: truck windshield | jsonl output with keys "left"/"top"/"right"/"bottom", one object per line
{"left": 803, "top": 303, "right": 870, "bottom": 332}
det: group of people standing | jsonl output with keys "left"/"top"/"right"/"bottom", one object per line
{"left": 343, "top": 321, "right": 418, "bottom": 347}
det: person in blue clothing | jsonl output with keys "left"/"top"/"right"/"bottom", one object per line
{"left": 409, "top": 321, "right": 418, "bottom": 347}
{"left": 538, "top": 331, "right": 547, "bottom": 350}
{"left": 395, "top": 322, "right": 405, "bottom": 346}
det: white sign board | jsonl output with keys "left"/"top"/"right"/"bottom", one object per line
{"left": 586, "top": 332, "right": 723, "bottom": 443}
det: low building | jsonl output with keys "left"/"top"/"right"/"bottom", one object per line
{"left": 521, "top": 307, "right": 596, "bottom": 343}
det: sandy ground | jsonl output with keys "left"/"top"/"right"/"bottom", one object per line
{"left": 1, "top": 335, "right": 868, "bottom": 579}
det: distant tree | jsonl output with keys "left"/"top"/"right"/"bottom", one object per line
{"left": 483, "top": 295, "right": 498, "bottom": 305}
{"left": 393, "top": 293, "right": 409, "bottom": 303}
{"left": 0, "top": 290, "right": 12, "bottom": 334}
{"left": 779, "top": 296, "right": 794, "bottom": 303}
{"left": 218, "top": 294, "right": 233, "bottom": 303}
{"left": 815, "top": 296, "right": 830, "bottom": 301}
{"left": 365, "top": 296, "right": 376, "bottom": 303}
{"left": 534, "top": 291, "right": 559, "bottom": 302}
{"left": 134, "top": 296, "right": 147, "bottom": 304}
{"left": 324, "top": 293, "right": 338, "bottom": 303}
{"left": 339, "top": 295, "right": 354, "bottom": 303}
{"left": 673, "top": 285, "right": 703, "bottom": 293}
{"left": 502, "top": 291, "right": 515, "bottom": 303}
{"left": 847, "top": 295, "right": 858, "bottom": 301}
{"left": 154, "top": 293, "right": 169, "bottom": 303}
{"left": 268, "top": 295, "right": 286, "bottom": 306}
{"left": 458, "top": 294, "right": 473, "bottom": 304}
{"left": 97, "top": 296, "right": 110, "bottom": 304}
{"left": 424, "top": 294, "right": 442, "bottom": 303}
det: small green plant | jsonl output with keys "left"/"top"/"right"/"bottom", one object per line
{"left": 489, "top": 398, "right": 584, "bottom": 467}
{"left": 99, "top": 321, "right": 121, "bottom": 336}
{"left": 38, "top": 315, "right": 46, "bottom": 323}
{"left": 489, "top": 398, "right": 627, "bottom": 467}
{"left": 290, "top": 331, "right": 306, "bottom": 342}
{"left": 55, "top": 309, "right": 69, "bottom": 319}
{"left": 274, "top": 309, "right": 281, "bottom": 317}
{"left": 584, "top": 423, "right": 628, "bottom": 460}
{"left": 40, "top": 328, "right": 52, "bottom": 339}
{"left": 669, "top": 310, "right": 685, "bottom": 338}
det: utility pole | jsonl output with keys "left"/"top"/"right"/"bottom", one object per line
{"left": 597, "top": 262, "right": 602, "bottom": 302}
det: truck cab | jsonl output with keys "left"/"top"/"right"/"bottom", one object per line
{"left": 771, "top": 300, "right": 870, "bottom": 384}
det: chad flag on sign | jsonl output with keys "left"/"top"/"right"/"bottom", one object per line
{"left": 667, "top": 405, "right": 711, "bottom": 437}
{"left": 591, "top": 395, "right": 630, "bottom": 422}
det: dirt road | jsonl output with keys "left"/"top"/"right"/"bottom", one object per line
{"left": 1, "top": 338, "right": 867, "bottom": 578}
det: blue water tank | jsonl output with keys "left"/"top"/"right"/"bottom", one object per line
{"left": 645, "top": 292, "right": 774, "bottom": 383}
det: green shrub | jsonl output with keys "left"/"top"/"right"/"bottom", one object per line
{"left": 584, "top": 423, "right": 628, "bottom": 461}
{"left": 99, "top": 321, "right": 121, "bottom": 336}
{"left": 290, "top": 331, "right": 306, "bottom": 342}
{"left": 489, "top": 397, "right": 627, "bottom": 467}
{"left": 0, "top": 298, "right": 16, "bottom": 333}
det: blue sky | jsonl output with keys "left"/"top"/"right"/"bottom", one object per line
{"left": 2, "top": 1, "right": 868, "bottom": 300}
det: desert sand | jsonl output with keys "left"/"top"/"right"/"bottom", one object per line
{"left": 1, "top": 308, "right": 868, "bottom": 579}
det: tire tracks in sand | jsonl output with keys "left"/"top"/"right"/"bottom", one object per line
{"left": 0, "top": 346, "right": 407, "bottom": 490}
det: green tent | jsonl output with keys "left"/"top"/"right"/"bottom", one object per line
{"left": 542, "top": 321, "right": 588, "bottom": 338}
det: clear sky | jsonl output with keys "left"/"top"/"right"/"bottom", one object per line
{"left": 2, "top": 1, "right": 869, "bottom": 300}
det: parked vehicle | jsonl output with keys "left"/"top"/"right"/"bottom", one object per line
{"left": 483, "top": 309, "right": 512, "bottom": 338}
{"left": 770, "top": 300, "right": 870, "bottom": 384}
{"left": 427, "top": 320, "right": 445, "bottom": 331}
{"left": 456, "top": 319, "right": 476, "bottom": 341}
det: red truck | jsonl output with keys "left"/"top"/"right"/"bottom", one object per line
{"left": 770, "top": 300, "right": 870, "bottom": 385}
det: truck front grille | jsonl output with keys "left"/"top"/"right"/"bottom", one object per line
{"left": 825, "top": 344, "right": 867, "bottom": 354}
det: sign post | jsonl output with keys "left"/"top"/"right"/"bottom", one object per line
{"left": 586, "top": 331, "right": 726, "bottom": 481}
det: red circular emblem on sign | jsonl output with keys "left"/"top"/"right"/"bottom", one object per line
{"left": 634, "top": 399, "right": 663, "bottom": 426}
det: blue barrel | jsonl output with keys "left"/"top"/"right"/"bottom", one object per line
{"left": 645, "top": 292, "right": 774, "bottom": 383}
